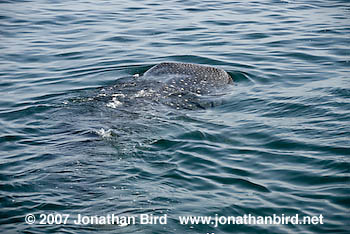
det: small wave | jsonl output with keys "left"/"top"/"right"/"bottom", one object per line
{"left": 95, "top": 128, "right": 113, "bottom": 138}
{"left": 106, "top": 97, "right": 123, "bottom": 108}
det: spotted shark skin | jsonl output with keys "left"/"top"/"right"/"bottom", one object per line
{"left": 143, "top": 62, "right": 233, "bottom": 109}
{"left": 144, "top": 62, "right": 232, "bottom": 94}
{"left": 97, "top": 62, "right": 233, "bottom": 110}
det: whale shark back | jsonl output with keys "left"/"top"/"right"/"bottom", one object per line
{"left": 144, "top": 62, "right": 232, "bottom": 95}
{"left": 142, "top": 62, "right": 233, "bottom": 109}
{"left": 93, "top": 62, "right": 233, "bottom": 110}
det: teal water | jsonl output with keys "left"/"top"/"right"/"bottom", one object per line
{"left": 0, "top": 0, "right": 349, "bottom": 233}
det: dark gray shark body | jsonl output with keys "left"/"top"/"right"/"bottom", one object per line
{"left": 98, "top": 62, "right": 233, "bottom": 110}
{"left": 144, "top": 62, "right": 232, "bottom": 92}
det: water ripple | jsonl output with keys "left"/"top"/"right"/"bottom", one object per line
{"left": 0, "top": 0, "right": 349, "bottom": 233}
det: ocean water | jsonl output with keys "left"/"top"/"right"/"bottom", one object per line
{"left": 0, "top": 0, "right": 349, "bottom": 233}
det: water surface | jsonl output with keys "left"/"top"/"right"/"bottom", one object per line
{"left": 0, "top": 0, "right": 349, "bottom": 233}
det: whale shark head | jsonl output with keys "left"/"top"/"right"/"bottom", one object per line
{"left": 142, "top": 62, "right": 233, "bottom": 109}
{"left": 95, "top": 62, "right": 233, "bottom": 110}
{"left": 143, "top": 62, "right": 233, "bottom": 92}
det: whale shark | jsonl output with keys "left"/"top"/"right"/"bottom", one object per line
{"left": 97, "top": 62, "right": 233, "bottom": 110}
{"left": 144, "top": 62, "right": 232, "bottom": 90}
